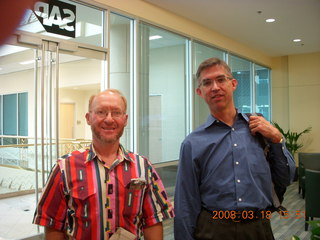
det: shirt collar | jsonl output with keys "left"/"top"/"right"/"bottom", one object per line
{"left": 85, "top": 143, "right": 134, "bottom": 164}
{"left": 204, "top": 109, "right": 248, "bottom": 128}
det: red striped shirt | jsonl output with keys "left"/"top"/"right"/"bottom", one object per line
{"left": 33, "top": 144, "right": 174, "bottom": 239}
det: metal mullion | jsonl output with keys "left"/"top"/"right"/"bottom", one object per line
{"left": 48, "top": 50, "right": 53, "bottom": 171}
{"left": 40, "top": 42, "right": 46, "bottom": 188}
{"left": 55, "top": 44, "right": 60, "bottom": 164}
{"left": 251, "top": 63, "right": 256, "bottom": 113}
{"left": 103, "top": 9, "right": 109, "bottom": 90}
{"left": 130, "top": 18, "right": 137, "bottom": 153}
{"left": 34, "top": 48, "right": 40, "bottom": 205}
{"left": 185, "top": 39, "right": 192, "bottom": 134}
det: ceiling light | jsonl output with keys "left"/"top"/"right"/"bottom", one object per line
{"left": 293, "top": 39, "right": 302, "bottom": 42}
{"left": 265, "top": 18, "right": 275, "bottom": 23}
{"left": 149, "top": 35, "right": 163, "bottom": 40}
{"left": 20, "top": 60, "right": 34, "bottom": 65}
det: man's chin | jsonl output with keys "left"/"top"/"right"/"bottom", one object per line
{"left": 100, "top": 136, "right": 117, "bottom": 144}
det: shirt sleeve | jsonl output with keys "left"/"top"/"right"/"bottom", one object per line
{"left": 174, "top": 140, "right": 201, "bottom": 240}
{"left": 33, "top": 163, "right": 67, "bottom": 231}
{"left": 269, "top": 140, "right": 296, "bottom": 188}
{"left": 142, "top": 158, "right": 175, "bottom": 227}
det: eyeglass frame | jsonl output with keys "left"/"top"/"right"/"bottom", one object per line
{"left": 198, "top": 75, "right": 234, "bottom": 88}
{"left": 91, "top": 109, "right": 126, "bottom": 119}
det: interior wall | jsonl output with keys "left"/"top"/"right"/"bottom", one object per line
{"left": 94, "top": 0, "right": 272, "bottom": 66}
{"left": 271, "top": 56, "right": 289, "bottom": 129}
{"left": 288, "top": 52, "right": 320, "bottom": 153}
{"left": 272, "top": 52, "right": 320, "bottom": 158}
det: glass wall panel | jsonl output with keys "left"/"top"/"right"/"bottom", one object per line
{"left": 109, "top": 13, "right": 132, "bottom": 150}
{"left": 193, "top": 42, "right": 226, "bottom": 127}
{"left": 18, "top": 0, "right": 104, "bottom": 47}
{"left": 255, "top": 64, "right": 271, "bottom": 121}
{"left": 139, "top": 23, "right": 187, "bottom": 163}
{"left": 230, "top": 55, "right": 252, "bottom": 113}
{"left": 0, "top": 38, "right": 106, "bottom": 239}
{"left": 59, "top": 53, "right": 103, "bottom": 156}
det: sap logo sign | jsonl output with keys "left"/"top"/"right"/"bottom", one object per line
{"left": 33, "top": 0, "right": 76, "bottom": 38}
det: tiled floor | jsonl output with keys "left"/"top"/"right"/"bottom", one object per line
{"left": 0, "top": 164, "right": 315, "bottom": 240}
{"left": 0, "top": 193, "right": 42, "bottom": 240}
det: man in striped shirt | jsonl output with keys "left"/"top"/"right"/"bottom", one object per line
{"left": 33, "top": 89, "right": 174, "bottom": 240}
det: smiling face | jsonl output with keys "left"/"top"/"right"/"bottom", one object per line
{"left": 196, "top": 65, "right": 238, "bottom": 114}
{"left": 85, "top": 91, "right": 128, "bottom": 146}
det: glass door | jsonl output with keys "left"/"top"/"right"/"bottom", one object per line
{"left": 0, "top": 32, "right": 107, "bottom": 239}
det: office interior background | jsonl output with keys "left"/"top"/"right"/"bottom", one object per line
{"left": 0, "top": 0, "right": 319, "bottom": 239}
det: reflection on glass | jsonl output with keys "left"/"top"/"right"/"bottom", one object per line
{"left": 139, "top": 23, "right": 187, "bottom": 164}
{"left": 18, "top": 0, "right": 104, "bottom": 47}
{"left": 0, "top": 40, "right": 104, "bottom": 239}
{"left": 109, "top": 12, "right": 132, "bottom": 150}
{"left": 230, "top": 55, "right": 252, "bottom": 114}
{"left": 255, "top": 64, "right": 271, "bottom": 121}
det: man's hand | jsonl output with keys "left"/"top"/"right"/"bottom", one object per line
{"left": 248, "top": 115, "right": 282, "bottom": 143}
{"left": 45, "top": 227, "right": 65, "bottom": 240}
{"left": 144, "top": 222, "right": 163, "bottom": 240}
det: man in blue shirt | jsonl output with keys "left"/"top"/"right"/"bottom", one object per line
{"left": 174, "top": 58, "right": 295, "bottom": 240}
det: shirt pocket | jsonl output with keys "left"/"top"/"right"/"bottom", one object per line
{"left": 69, "top": 184, "right": 97, "bottom": 219}
{"left": 123, "top": 179, "right": 146, "bottom": 218}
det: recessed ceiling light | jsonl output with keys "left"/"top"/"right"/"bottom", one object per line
{"left": 149, "top": 35, "right": 163, "bottom": 40}
{"left": 293, "top": 39, "right": 302, "bottom": 42}
{"left": 265, "top": 18, "right": 275, "bottom": 23}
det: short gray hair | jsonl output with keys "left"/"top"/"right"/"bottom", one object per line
{"left": 196, "top": 58, "right": 233, "bottom": 85}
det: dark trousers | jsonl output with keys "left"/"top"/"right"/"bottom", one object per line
{"left": 194, "top": 209, "right": 275, "bottom": 240}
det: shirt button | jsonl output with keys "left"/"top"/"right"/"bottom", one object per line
{"left": 234, "top": 143, "right": 237, "bottom": 147}
{"left": 235, "top": 161, "right": 239, "bottom": 165}
{"left": 232, "top": 128, "right": 235, "bottom": 131}
{"left": 237, "top": 179, "right": 241, "bottom": 183}
{"left": 238, "top": 198, "right": 242, "bottom": 202}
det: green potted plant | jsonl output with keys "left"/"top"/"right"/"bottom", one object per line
{"left": 292, "top": 220, "right": 320, "bottom": 240}
{"left": 272, "top": 122, "right": 312, "bottom": 156}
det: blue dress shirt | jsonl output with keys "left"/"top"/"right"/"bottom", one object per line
{"left": 174, "top": 112, "right": 295, "bottom": 240}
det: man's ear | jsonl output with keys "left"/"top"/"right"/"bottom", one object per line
{"left": 85, "top": 112, "right": 91, "bottom": 125}
{"left": 123, "top": 114, "right": 128, "bottom": 127}
{"left": 196, "top": 87, "right": 202, "bottom": 97}
{"left": 231, "top": 78, "right": 238, "bottom": 91}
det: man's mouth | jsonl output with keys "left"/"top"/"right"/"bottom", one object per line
{"left": 212, "top": 94, "right": 223, "bottom": 99}
{"left": 102, "top": 126, "right": 115, "bottom": 131}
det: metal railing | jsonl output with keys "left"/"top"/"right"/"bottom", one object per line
{"left": 0, "top": 135, "right": 91, "bottom": 196}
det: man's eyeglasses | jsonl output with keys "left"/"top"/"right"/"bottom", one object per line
{"left": 198, "top": 76, "right": 233, "bottom": 88}
{"left": 93, "top": 110, "right": 124, "bottom": 119}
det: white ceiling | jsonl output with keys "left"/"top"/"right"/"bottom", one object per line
{"left": 144, "top": 0, "right": 320, "bottom": 57}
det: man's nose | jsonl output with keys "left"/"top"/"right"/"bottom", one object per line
{"left": 104, "top": 112, "right": 114, "bottom": 121}
{"left": 210, "top": 80, "right": 220, "bottom": 90}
